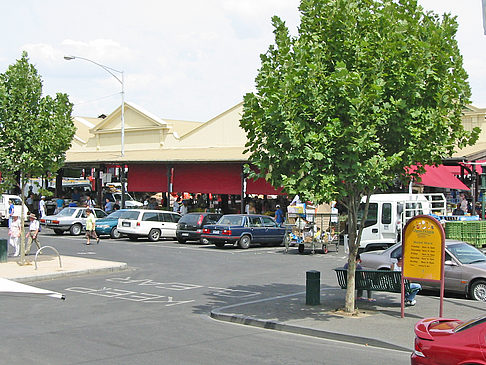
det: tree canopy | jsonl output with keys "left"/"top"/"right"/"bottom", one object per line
{"left": 0, "top": 52, "right": 75, "bottom": 261}
{"left": 241, "top": 0, "right": 480, "bottom": 312}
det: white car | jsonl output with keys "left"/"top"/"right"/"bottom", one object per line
{"left": 40, "top": 207, "right": 107, "bottom": 235}
{"left": 117, "top": 209, "right": 181, "bottom": 241}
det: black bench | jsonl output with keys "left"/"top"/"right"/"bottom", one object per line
{"left": 334, "top": 268, "right": 410, "bottom": 294}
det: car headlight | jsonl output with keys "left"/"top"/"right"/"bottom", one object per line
{"left": 98, "top": 225, "right": 110, "bottom": 228}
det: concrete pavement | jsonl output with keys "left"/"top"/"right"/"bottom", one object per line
{"left": 2, "top": 252, "right": 485, "bottom": 353}
{"left": 0, "top": 254, "right": 128, "bottom": 283}
{"left": 211, "top": 285, "right": 486, "bottom": 352}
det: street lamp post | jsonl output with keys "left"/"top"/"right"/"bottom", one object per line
{"left": 64, "top": 55, "right": 126, "bottom": 208}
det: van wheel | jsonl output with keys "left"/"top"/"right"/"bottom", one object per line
{"left": 110, "top": 227, "right": 121, "bottom": 239}
{"left": 54, "top": 229, "right": 64, "bottom": 235}
{"left": 148, "top": 229, "right": 161, "bottom": 242}
{"left": 238, "top": 235, "right": 251, "bottom": 249}
{"left": 70, "top": 223, "right": 82, "bottom": 236}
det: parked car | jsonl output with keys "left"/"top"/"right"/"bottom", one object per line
{"left": 176, "top": 212, "right": 222, "bottom": 244}
{"left": 412, "top": 315, "right": 486, "bottom": 364}
{"left": 201, "top": 214, "right": 286, "bottom": 249}
{"left": 104, "top": 191, "right": 143, "bottom": 208}
{"left": 95, "top": 209, "right": 133, "bottom": 239}
{"left": 40, "top": 207, "right": 107, "bottom": 236}
{"left": 360, "top": 240, "right": 486, "bottom": 300}
{"left": 117, "top": 209, "right": 181, "bottom": 241}
{"left": 0, "top": 194, "right": 29, "bottom": 224}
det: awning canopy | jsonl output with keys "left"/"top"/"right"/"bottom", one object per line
{"left": 415, "top": 165, "right": 470, "bottom": 190}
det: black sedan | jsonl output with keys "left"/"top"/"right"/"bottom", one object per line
{"left": 201, "top": 214, "right": 286, "bottom": 249}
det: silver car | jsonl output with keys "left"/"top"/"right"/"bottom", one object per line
{"left": 360, "top": 240, "right": 486, "bottom": 301}
{"left": 40, "top": 207, "right": 107, "bottom": 236}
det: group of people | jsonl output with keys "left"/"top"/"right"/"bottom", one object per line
{"left": 8, "top": 211, "right": 42, "bottom": 257}
{"left": 345, "top": 254, "right": 421, "bottom": 306}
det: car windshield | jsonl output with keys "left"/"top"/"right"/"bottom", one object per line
{"left": 57, "top": 208, "right": 78, "bottom": 216}
{"left": 448, "top": 243, "right": 486, "bottom": 264}
{"left": 218, "top": 216, "right": 244, "bottom": 226}
{"left": 106, "top": 210, "right": 124, "bottom": 219}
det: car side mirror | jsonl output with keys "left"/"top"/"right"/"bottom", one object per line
{"left": 444, "top": 260, "right": 457, "bottom": 266}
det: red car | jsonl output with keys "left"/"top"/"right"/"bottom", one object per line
{"left": 412, "top": 316, "right": 486, "bottom": 364}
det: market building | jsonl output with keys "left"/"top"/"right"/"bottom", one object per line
{"left": 62, "top": 101, "right": 486, "bottom": 213}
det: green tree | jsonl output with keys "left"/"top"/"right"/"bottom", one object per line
{"left": 241, "top": 0, "right": 479, "bottom": 312}
{"left": 0, "top": 52, "right": 75, "bottom": 263}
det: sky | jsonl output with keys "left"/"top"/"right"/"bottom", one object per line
{"left": 0, "top": 0, "right": 485, "bottom": 122}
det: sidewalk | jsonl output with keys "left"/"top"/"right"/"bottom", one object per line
{"left": 211, "top": 286, "right": 486, "bottom": 352}
{"left": 0, "top": 254, "right": 128, "bottom": 283}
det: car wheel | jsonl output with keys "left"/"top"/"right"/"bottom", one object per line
{"left": 470, "top": 280, "right": 486, "bottom": 301}
{"left": 70, "top": 223, "right": 82, "bottom": 236}
{"left": 215, "top": 242, "right": 225, "bottom": 248}
{"left": 177, "top": 237, "right": 186, "bottom": 244}
{"left": 298, "top": 244, "right": 305, "bottom": 254}
{"left": 53, "top": 229, "right": 64, "bottom": 235}
{"left": 200, "top": 237, "right": 210, "bottom": 245}
{"left": 238, "top": 235, "right": 251, "bottom": 249}
{"left": 148, "top": 229, "right": 161, "bottom": 242}
{"left": 110, "top": 227, "right": 121, "bottom": 239}
{"left": 128, "top": 234, "right": 138, "bottom": 241}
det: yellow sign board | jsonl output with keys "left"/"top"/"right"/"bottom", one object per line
{"left": 403, "top": 215, "right": 444, "bottom": 281}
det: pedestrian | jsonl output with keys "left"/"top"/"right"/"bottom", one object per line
{"left": 55, "top": 196, "right": 64, "bottom": 214}
{"left": 180, "top": 200, "right": 188, "bottom": 215}
{"left": 85, "top": 208, "right": 99, "bottom": 245}
{"left": 343, "top": 254, "right": 375, "bottom": 302}
{"left": 25, "top": 213, "right": 41, "bottom": 255}
{"left": 39, "top": 196, "right": 46, "bottom": 218}
{"left": 85, "top": 195, "right": 95, "bottom": 209}
{"left": 459, "top": 193, "right": 468, "bottom": 214}
{"left": 391, "top": 255, "right": 421, "bottom": 306}
{"left": 274, "top": 204, "right": 285, "bottom": 225}
{"left": 452, "top": 203, "right": 464, "bottom": 216}
{"left": 173, "top": 196, "right": 181, "bottom": 213}
{"left": 26, "top": 193, "right": 34, "bottom": 214}
{"left": 104, "top": 198, "right": 113, "bottom": 213}
{"left": 8, "top": 199, "right": 14, "bottom": 227}
{"left": 8, "top": 214, "right": 21, "bottom": 257}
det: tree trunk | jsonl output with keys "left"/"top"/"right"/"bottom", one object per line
{"left": 19, "top": 172, "right": 26, "bottom": 265}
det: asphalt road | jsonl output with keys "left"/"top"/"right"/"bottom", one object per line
{"left": 0, "top": 227, "right": 412, "bottom": 365}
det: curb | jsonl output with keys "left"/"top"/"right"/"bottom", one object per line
{"left": 210, "top": 309, "right": 411, "bottom": 353}
{"left": 12, "top": 263, "right": 129, "bottom": 283}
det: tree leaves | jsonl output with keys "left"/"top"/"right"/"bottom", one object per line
{"left": 0, "top": 52, "right": 75, "bottom": 190}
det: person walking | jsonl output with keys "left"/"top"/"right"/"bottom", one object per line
{"left": 85, "top": 208, "right": 99, "bottom": 245}
{"left": 39, "top": 196, "right": 46, "bottom": 218}
{"left": 8, "top": 214, "right": 21, "bottom": 257}
{"left": 104, "top": 198, "right": 113, "bottom": 213}
{"left": 25, "top": 213, "right": 41, "bottom": 255}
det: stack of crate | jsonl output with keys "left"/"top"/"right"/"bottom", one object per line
{"left": 445, "top": 221, "right": 486, "bottom": 248}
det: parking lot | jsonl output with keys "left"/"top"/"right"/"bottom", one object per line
{"left": 0, "top": 226, "right": 414, "bottom": 364}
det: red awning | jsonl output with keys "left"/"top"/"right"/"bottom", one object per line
{"left": 127, "top": 164, "right": 168, "bottom": 192}
{"left": 172, "top": 163, "right": 242, "bottom": 194}
{"left": 415, "top": 165, "right": 469, "bottom": 190}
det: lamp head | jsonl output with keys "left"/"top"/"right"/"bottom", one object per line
{"left": 63, "top": 56, "right": 75, "bottom": 60}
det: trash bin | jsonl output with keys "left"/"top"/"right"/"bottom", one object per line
{"left": 306, "top": 270, "right": 320, "bottom": 305}
{"left": 0, "top": 239, "right": 7, "bottom": 263}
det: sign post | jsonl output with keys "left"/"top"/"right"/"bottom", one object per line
{"left": 402, "top": 215, "right": 445, "bottom": 318}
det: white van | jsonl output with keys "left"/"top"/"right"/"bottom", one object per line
{"left": 0, "top": 194, "right": 29, "bottom": 224}
{"left": 357, "top": 193, "right": 446, "bottom": 251}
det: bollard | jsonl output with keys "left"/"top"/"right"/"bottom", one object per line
{"left": 306, "top": 270, "right": 320, "bottom": 305}
{"left": 0, "top": 239, "right": 7, "bottom": 263}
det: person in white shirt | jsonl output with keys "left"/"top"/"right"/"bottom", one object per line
{"left": 25, "top": 213, "right": 41, "bottom": 255}
{"left": 39, "top": 196, "right": 46, "bottom": 218}
{"left": 8, "top": 214, "right": 21, "bottom": 256}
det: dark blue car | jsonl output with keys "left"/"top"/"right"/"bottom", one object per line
{"left": 201, "top": 214, "right": 286, "bottom": 249}
{"left": 95, "top": 209, "right": 133, "bottom": 239}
